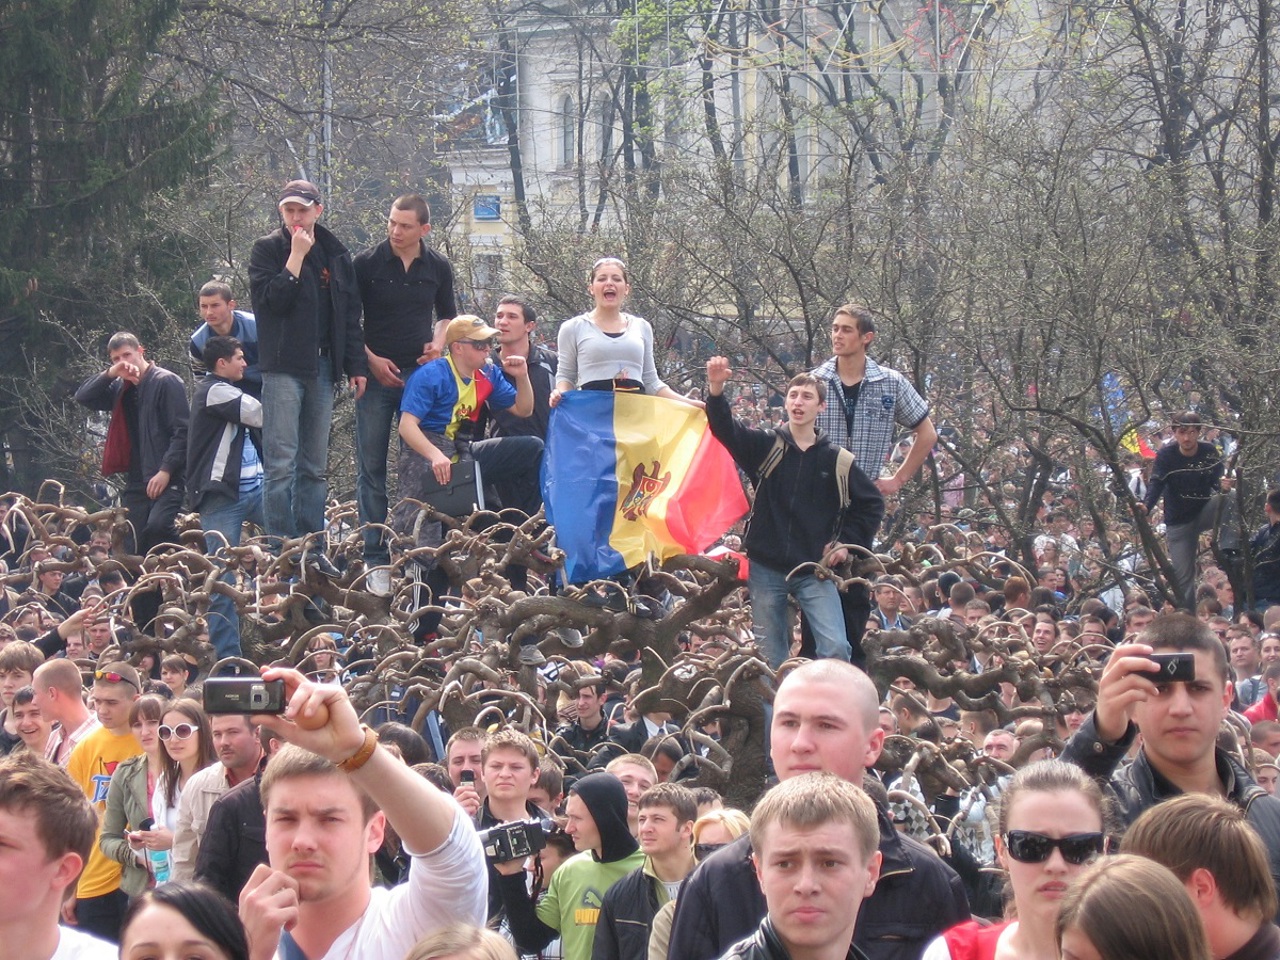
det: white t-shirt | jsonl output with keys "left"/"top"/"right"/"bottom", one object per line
{"left": 51, "top": 926, "right": 117, "bottom": 959}
{"left": 273, "top": 804, "right": 487, "bottom": 960}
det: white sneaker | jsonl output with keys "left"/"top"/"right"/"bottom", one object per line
{"left": 367, "top": 567, "right": 393, "bottom": 597}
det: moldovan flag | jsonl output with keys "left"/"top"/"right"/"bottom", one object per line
{"left": 543, "top": 391, "right": 749, "bottom": 583}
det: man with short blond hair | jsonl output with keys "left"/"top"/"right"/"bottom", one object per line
{"left": 65, "top": 662, "right": 142, "bottom": 941}
{"left": 237, "top": 667, "right": 485, "bottom": 960}
{"left": 477, "top": 727, "right": 545, "bottom": 923}
{"left": 720, "top": 773, "right": 881, "bottom": 960}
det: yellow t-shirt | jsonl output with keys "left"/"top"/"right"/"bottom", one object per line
{"left": 66, "top": 725, "right": 142, "bottom": 899}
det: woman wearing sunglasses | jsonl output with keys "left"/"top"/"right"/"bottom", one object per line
{"left": 100, "top": 694, "right": 168, "bottom": 895}
{"left": 149, "top": 700, "right": 214, "bottom": 868}
{"left": 923, "top": 759, "right": 1110, "bottom": 960}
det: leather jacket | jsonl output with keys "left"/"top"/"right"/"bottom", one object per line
{"left": 719, "top": 918, "right": 872, "bottom": 960}
{"left": 1063, "top": 712, "right": 1280, "bottom": 921}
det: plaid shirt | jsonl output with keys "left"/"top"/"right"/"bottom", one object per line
{"left": 812, "top": 356, "right": 930, "bottom": 478}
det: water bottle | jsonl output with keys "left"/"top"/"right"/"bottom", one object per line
{"left": 138, "top": 818, "right": 171, "bottom": 884}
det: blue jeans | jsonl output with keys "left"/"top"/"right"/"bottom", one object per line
{"left": 201, "top": 487, "right": 264, "bottom": 659}
{"left": 355, "top": 377, "right": 404, "bottom": 563}
{"left": 749, "top": 562, "right": 850, "bottom": 668}
{"left": 262, "top": 359, "right": 334, "bottom": 539}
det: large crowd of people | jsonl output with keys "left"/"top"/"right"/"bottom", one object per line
{"left": 5, "top": 177, "right": 1280, "bottom": 960}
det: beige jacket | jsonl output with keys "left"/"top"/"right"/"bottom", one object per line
{"left": 171, "top": 761, "right": 231, "bottom": 881}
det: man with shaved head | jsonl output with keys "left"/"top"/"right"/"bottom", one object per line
{"left": 666, "top": 659, "right": 968, "bottom": 960}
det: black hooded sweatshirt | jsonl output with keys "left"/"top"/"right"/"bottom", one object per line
{"left": 497, "top": 772, "right": 643, "bottom": 958}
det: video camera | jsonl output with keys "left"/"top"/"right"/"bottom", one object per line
{"left": 477, "top": 817, "right": 556, "bottom": 861}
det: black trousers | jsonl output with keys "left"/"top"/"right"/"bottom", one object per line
{"left": 74, "top": 888, "right": 129, "bottom": 943}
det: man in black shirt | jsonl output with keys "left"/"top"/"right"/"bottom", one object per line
{"left": 481, "top": 295, "right": 551, "bottom": 513}
{"left": 353, "top": 194, "right": 456, "bottom": 594}
{"left": 1141, "top": 411, "right": 1232, "bottom": 609}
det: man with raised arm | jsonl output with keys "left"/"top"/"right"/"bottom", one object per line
{"left": 237, "top": 666, "right": 486, "bottom": 960}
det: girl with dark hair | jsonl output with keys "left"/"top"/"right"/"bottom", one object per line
{"left": 923, "top": 759, "right": 1110, "bottom": 960}
{"left": 120, "top": 880, "right": 249, "bottom": 960}
{"left": 151, "top": 700, "right": 214, "bottom": 856}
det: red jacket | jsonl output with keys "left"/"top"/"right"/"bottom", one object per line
{"left": 1246, "top": 695, "right": 1278, "bottom": 724}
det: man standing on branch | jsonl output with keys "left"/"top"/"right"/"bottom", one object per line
{"left": 249, "top": 179, "right": 367, "bottom": 542}
{"left": 353, "top": 195, "right": 456, "bottom": 594}
{"left": 186, "top": 336, "right": 263, "bottom": 659}
{"left": 75, "top": 332, "right": 188, "bottom": 628}
{"left": 1140, "top": 411, "right": 1234, "bottom": 610}
{"left": 811, "top": 304, "right": 937, "bottom": 665}
{"left": 705, "top": 356, "right": 883, "bottom": 667}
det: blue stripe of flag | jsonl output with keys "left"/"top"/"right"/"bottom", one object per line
{"left": 542, "top": 391, "right": 629, "bottom": 582}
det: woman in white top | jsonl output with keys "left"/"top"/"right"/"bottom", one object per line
{"left": 550, "top": 257, "right": 702, "bottom": 409}
{"left": 152, "top": 700, "right": 214, "bottom": 848}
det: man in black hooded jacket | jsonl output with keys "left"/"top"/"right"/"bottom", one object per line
{"left": 494, "top": 772, "right": 644, "bottom": 960}
{"left": 704, "top": 356, "right": 883, "bottom": 668}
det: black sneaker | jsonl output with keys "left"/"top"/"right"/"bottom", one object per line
{"left": 304, "top": 552, "right": 341, "bottom": 579}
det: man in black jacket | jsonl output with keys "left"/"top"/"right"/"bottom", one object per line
{"left": 186, "top": 337, "right": 263, "bottom": 658}
{"left": 193, "top": 726, "right": 277, "bottom": 905}
{"left": 594, "top": 782, "right": 697, "bottom": 960}
{"left": 667, "top": 659, "right": 969, "bottom": 960}
{"left": 705, "top": 356, "right": 883, "bottom": 668}
{"left": 248, "top": 179, "right": 367, "bottom": 541}
{"left": 718, "top": 774, "right": 881, "bottom": 960}
{"left": 1061, "top": 612, "right": 1280, "bottom": 919}
{"left": 75, "top": 331, "right": 187, "bottom": 628}
{"left": 353, "top": 194, "right": 455, "bottom": 592}
{"left": 1251, "top": 489, "right": 1280, "bottom": 610}
{"left": 75, "top": 332, "right": 188, "bottom": 555}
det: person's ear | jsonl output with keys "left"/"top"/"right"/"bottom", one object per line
{"left": 1186, "top": 866, "right": 1218, "bottom": 908}
{"left": 52, "top": 851, "right": 84, "bottom": 892}
{"left": 365, "top": 810, "right": 386, "bottom": 853}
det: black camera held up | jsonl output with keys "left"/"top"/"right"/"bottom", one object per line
{"left": 477, "top": 817, "right": 555, "bottom": 862}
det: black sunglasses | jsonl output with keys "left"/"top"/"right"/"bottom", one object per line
{"left": 1004, "top": 830, "right": 1104, "bottom": 865}
{"left": 694, "top": 842, "right": 726, "bottom": 861}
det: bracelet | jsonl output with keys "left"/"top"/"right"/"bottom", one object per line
{"left": 336, "top": 725, "right": 379, "bottom": 773}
